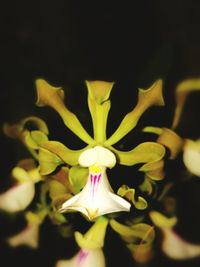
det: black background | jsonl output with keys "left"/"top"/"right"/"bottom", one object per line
{"left": 1, "top": 1, "right": 200, "bottom": 267}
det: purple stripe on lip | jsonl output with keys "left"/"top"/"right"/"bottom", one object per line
{"left": 77, "top": 249, "right": 89, "bottom": 265}
{"left": 90, "top": 173, "right": 102, "bottom": 198}
{"left": 90, "top": 174, "right": 93, "bottom": 183}
{"left": 97, "top": 173, "right": 101, "bottom": 182}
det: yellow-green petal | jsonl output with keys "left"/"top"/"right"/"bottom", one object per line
{"left": 143, "top": 127, "right": 183, "bottom": 160}
{"left": 111, "top": 142, "right": 165, "bottom": 166}
{"left": 104, "top": 80, "right": 164, "bottom": 146}
{"left": 48, "top": 180, "right": 68, "bottom": 199}
{"left": 86, "top": 80, "right": 114, "bottom": 143}
{"left": 149, "top": 211, "right": 177, "bottom": 228}
{"left": 38, "top": 148, "right": 63, "bottom": 175}
{"left": 49, "top": 212, "right": 68, "bottom": 225}
{"left": 110, "top": 219, "right": 136, "bottom": 240}
{"left": 75, "top": 216, "right": 109, "bottom": 249}
{"left": 21, "top": 116, "right": 49, "bottom": 135}
{"left": 172, "top": 79, "right": 200, "bottom": 129}
{"left": 39, "top": 140, "right": 90, "bottom": 166}
{"left": 3, "top": 116, "right": 49, "bottom": 140}
{"left": 110, "top": 219, "right": 155, "bottom": 244}
{"left": 117, "top": 185, "right": 147, "bottom": 210}
{"left": 86, "top": 80, "right": 114, "bottom": 104}
{"left": 35, "top": 79, "right": 95, "bottom": 145}
{"left": 157, "top": 128, "right": 183, "bottom": 159}
{"left": 139, "top": 160, "right": 165, "bottom": 180}
{"left": 139, "top": 177, "right": 154, "bottom": 195}
{"left": 24, "top": 130, "right": 49, "bottom": 149}
{"left": 142, "top": 126, "right": 163, "bottom": 135}
{"left": 69, "top": 166, "right": 88, "bottom": 194}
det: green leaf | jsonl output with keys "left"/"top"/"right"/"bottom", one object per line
{"left": 35, "top": 79, "right": 96, "bottom": 145}
{"left": 104, "top": 80, "right": 164, "bottom": 146}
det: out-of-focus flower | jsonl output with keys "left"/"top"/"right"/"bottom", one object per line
{"left": 0, "top": 161, "right": 42, "bottom": 212}
{"left": 110, "top": 219, "right": 155, "bottom": 264}
{"left": 7, "top": 211, "right": 46, "bottom": 249}
{"left": 55, "top": 216, "right": 108, "bottom": 267}
{"left": 150, "top": 211, "right": 200, "bottom": 260}
{"left": 183, "top": 139, "right": 200, "bottom": 177}
{"left": 56, "top": 249, "right": 105, "bottom": 267}
{"left": 59, "top": 146, "right": 131, "bottom": 220}
{"left": 162, "top": 228, "right": 200, "bottom": 260}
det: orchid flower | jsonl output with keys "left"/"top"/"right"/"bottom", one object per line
{"left": 34, "top": 79, "right": 165, "bottom": 220}
{"left": 161, "top": 228, "right": 200, "bottom": 260}
{"left": 7, "top": 211, "right": 46, "bottom": 249}
{"left": 60, "top": 146, "right": 131, "bottom": 220}
{"left": 183, "top": 139, "right": 200, "bottom": 177}
{"left": 149, "top": 211, "right": 200, "bottom": 260}
{"left": 55, "top": 217, "right": 108, "bottom": 267}
{"left": 0, "top": 162, "right": 41, "bottom": 212}
{"left": 56, "top": 249, "right": 105, "bottom": 267}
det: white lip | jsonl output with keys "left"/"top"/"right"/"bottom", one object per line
{"left": 60, "top": 146, "right": 130, "bottom": 220}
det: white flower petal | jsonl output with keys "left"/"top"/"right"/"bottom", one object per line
{"left": 0, "top": 181, "right": 35, "bottom": 212}
{"left": 60, "top": 170, "right": 130, "bottom": 220}
{"left": 61, "top": 146, "right": 129, "bottom": 220}
{"left": 78, "top": 148, "right": 98, "bottom": 167}
{"left": 162, "top": 228, "right": 200, "bottom": 260}
{"left": 183, "top": 139, "right": 200, "bottom": 176}
{"left": 94, "top": 146, "right": 116, "bottom": 168}
{"left": 108, "top": 192, "right": 132, "bottom": 211}
{"left": 55, "top": 249, "right": 105, "bottom": 267}
{"left": 78, "top": 146, "right": 116, "bottom": 168}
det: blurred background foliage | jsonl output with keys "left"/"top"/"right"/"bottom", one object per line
{"left": 1, "top": 0, "right": 200, "bottom": 266}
